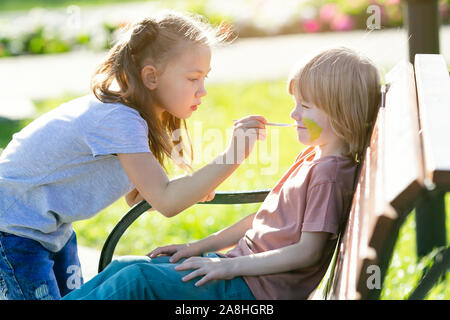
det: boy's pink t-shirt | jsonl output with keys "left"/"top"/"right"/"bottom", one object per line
{"left": 226, "top": 146, "right": 357, "bottom": 299}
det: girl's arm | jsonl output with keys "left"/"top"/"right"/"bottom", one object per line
{"left": 125, "top": 188, "right": 140, "bottom": 207}
{"left": 175, "top": 231, "right": 330, "bottom": 286}
{"left": 118, "top": 150, "right": 237, "bottom": 217}
{"left": 125, "top": 187, "right": 214, "bottom": 208}
{"left": 118, "top": 116, "right": 266, "bottom": 217}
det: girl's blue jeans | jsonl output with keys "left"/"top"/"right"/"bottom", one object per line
{"left": 63, "top": 254, "right": 255, "bottom": 300}
{"left": 0, "top": 231, "right": 83, "bottom": 300}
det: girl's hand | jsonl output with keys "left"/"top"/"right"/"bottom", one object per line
{"left": 147, "top": 243, "right": 201, "bottom": 263}
{"left": 226, "top": 115, "right": 267, "bottom": 163}
{"left": 174, "top": 256, "right": 235, "bottom": 287}
{"left": 198, "top": 190, "right": 215, "bottom": 203}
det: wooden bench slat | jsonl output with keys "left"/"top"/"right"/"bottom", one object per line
{"left": 357, "top": 109, "right": 402, "bottom": 299}
{"left": 414, "top": 54, "right": 450, "bottom": 189}
{"left": 328, "top": 115, "right": 381, "bottom": 300}
{"left": 384, "top": 60, "right": 425, "bottom": 213}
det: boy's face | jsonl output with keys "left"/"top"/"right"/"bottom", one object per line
{"left": 289, "top": 94, "right": 336, "bottom": 148}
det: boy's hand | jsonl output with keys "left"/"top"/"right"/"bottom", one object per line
{"left": 226, "top": 115, "right": 267, "bottom": 163}
{"left": 147, "top": 243, "right": 201, "bottom": 263}
{"left": 175, "top": 256, "right": 235, "bottom": 287}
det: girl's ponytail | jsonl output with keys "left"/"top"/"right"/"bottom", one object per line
{"left": 127, "top": 19, "right": 158, "bottom": 55}
{"left": 92, "top": 19, "right": 158, "bottom": 108}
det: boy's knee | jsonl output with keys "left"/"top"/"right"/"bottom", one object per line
{"left": 126, "top": 261, "right": 182, "bottom": 283}
{"left": 109, "top": 256, "right": 151, "bottom": 269}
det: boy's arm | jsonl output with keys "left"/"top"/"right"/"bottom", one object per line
{"left": 149, "top": 212, "right": 256, "bottom": 262}
{"left": 229, "top": 231, "right": 330, "bottom": 276}
{"left": 176, "top": 231, "right": 330, "bottom": 286}
{"left": 193, "top": 212, "right": 256, "bottom": 253}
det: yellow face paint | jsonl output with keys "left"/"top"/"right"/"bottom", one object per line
{"left": 303, "top": 117, "right": 322, "bottom": 142}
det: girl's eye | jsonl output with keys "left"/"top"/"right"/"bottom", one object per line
{"left": 189, "top": 75, "right": 208, "bottom": 82}
{"left": 301, "top": 104, "right": 309, "bottom": 109}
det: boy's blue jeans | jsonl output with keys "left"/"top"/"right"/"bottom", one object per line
{"left": 63, "top": 254, "right": 255, "bottom": 300}
{"left": 0, "top": 231, "right": 83, "bottom": 300}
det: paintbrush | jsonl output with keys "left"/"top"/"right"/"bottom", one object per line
{"left": 232, "top": 120, "right": 296, "bottom": 127}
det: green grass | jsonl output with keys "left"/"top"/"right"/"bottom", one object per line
{"left": 0, "top": 119, "right": 27, "bottom": 149}
{"left": 1, "top": 79, "right": 449, "bottom": 300}
{"left": 380, "top": 198, "right": 450, "bottom": 300}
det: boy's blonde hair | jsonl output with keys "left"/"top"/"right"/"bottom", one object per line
{"left": 91, "top": 11, "right": 224, "bottom": 170}
{"left": 288, "top": 47, "right": 381, "bottom": 163}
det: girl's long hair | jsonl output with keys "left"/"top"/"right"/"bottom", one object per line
{"left": 91, "top": 11, "right": 222, "bottom": 171}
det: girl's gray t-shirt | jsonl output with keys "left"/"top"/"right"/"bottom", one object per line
{"left": 0, "top": 95, "right": 151, "bottom": 252}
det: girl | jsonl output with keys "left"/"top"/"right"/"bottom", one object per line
{"left": 0, "top": 11, "right": 266, "bottom": 300}
{"left": 62, "top": 47, "right": 381, "bottom": 300}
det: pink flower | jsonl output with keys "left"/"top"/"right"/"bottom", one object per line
{"left": 303, "top": 19, "right": 320, "bottom": 33}
{"left": 330, "top": 14, "right": 354, "bottom": 31}
{"left": 439, "top": 2, "right": 449, "bottom": 19}
{"left": 319, "top": 3, "right": 338, "bottom": 22}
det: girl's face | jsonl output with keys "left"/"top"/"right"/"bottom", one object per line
{"left": 151, "top": 44, "right": 211, "bottom": 119}
{"left": 289, "top": 94, "right": 338, "bottom": 150}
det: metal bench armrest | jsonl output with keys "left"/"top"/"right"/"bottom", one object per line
{"left": 98, "top": 189, "right": 270, "bottom": 272}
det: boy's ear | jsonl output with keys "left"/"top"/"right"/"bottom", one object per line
{"left": 141, "top": 65, "right": 158, "bottom": 90}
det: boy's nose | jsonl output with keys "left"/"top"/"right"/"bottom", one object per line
{"left": 290, "top": 105, "right": 302, "bottom": 121}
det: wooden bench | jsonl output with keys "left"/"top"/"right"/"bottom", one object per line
{"left": 98, "top": 54, "right": 449, "bottom": 300}
{"left": 316, "top": 54, "right": 450, "bottom": 300}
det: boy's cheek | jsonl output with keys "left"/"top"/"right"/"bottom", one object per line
{"left": 303, "top": 118, "right": 323, "bottom": 142}
{"left": 296, "top": 129, "right": 312, "bottom": 145}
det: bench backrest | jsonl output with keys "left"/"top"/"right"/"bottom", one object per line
{"left": 318, "top": 55, "right": 450, "bottom": 299}
{"left": 414, "top": 55, "right": 450, "bottom": 189}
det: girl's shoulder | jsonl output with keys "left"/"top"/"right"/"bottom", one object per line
{"left": 61, "top": 94, "right": 134, "bottom": 112}
{"left": 85, "top": 95, "right": 140, "bottom": 116}
{"left": 60, "top": 95, "right": 144, "bottom": 124}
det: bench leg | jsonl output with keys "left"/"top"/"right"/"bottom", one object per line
{"left": 415, "top": 190, "right": 447, "bottom": 259}
{"left": 408, "top": 246, "right": 450, "bottom": 300}
{"left": 405, "top": 0, "right": 440, "bottom": 62}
